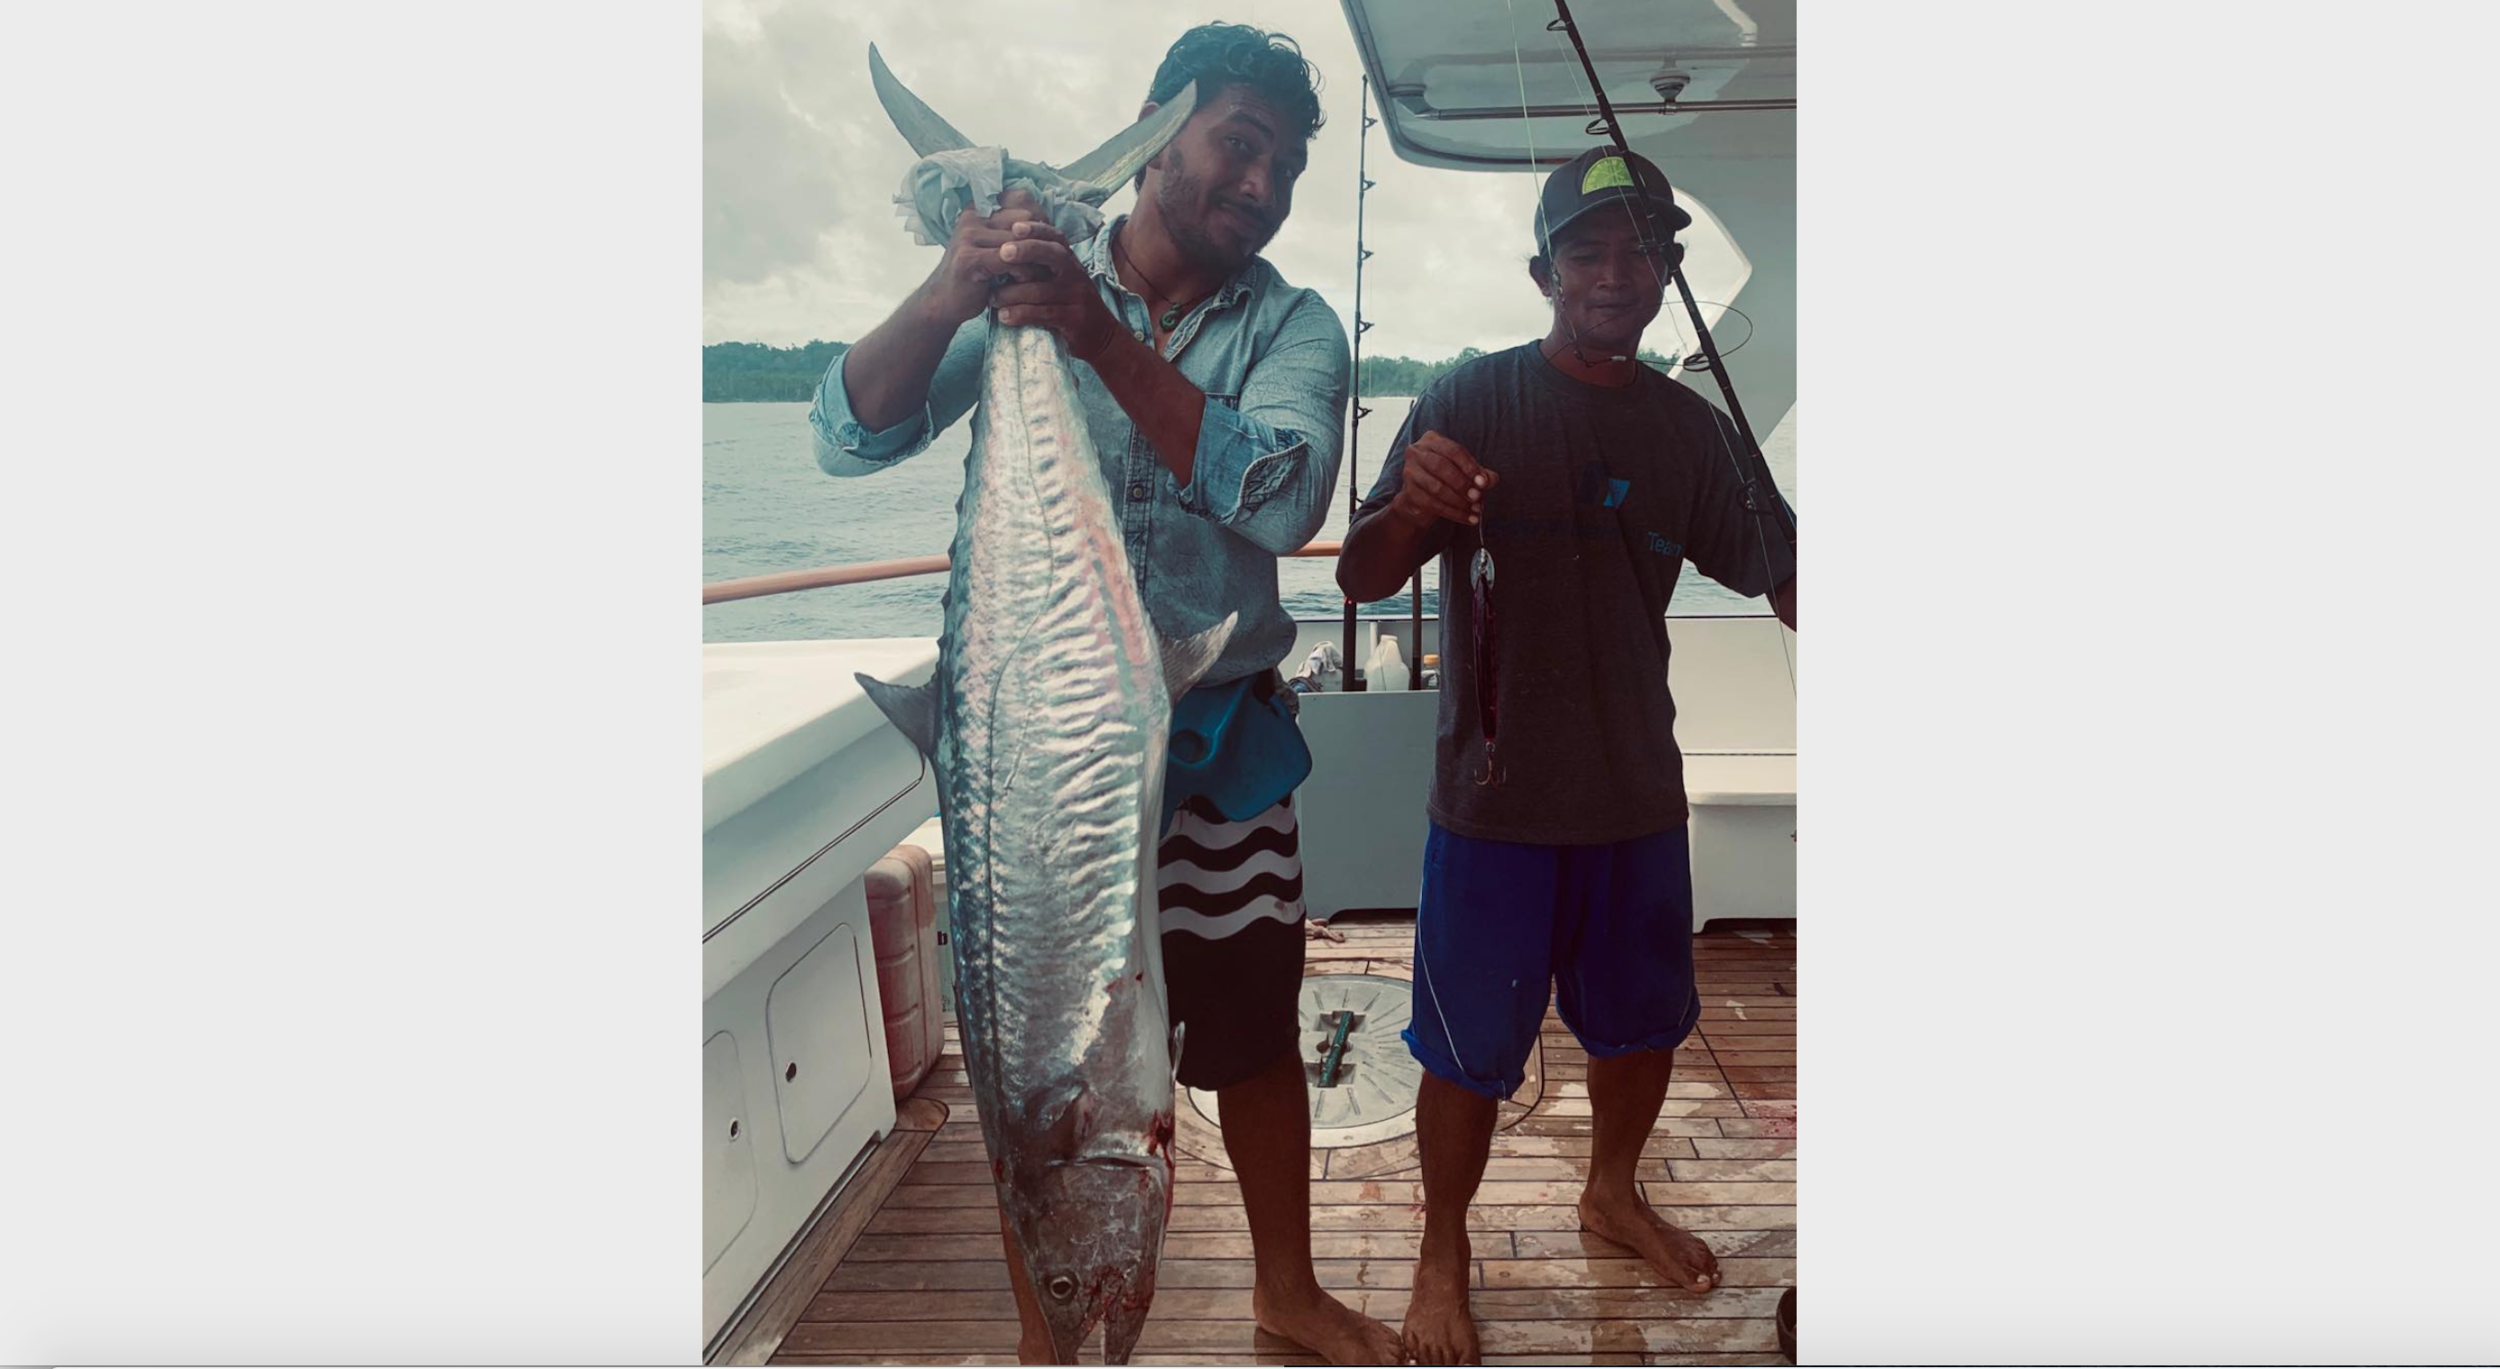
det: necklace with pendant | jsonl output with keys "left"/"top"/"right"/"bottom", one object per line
{"left": 1116, "top": 234, "right": 1192, "bottom": 332}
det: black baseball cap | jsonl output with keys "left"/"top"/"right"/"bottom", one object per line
{"left": 1535, "top": 146, "right": 1691, "bottom": 254}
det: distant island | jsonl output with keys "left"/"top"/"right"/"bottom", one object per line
{"left": 1354, "top": 346, "right": 1680, "bottom": 396}
{"left": 701, "top": 340, "right": 1678, "bottom": 403}
{"left": 703, "top": 340, "right": 850, "bottom": 403}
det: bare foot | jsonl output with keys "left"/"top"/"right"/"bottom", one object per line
{"left": 1254, "top": 1277, "right": 1407, "bottom": 1365}
{"left": 1401, "top": 1231, "right": 1478, "bottom": 1364}
{"left": 1579, "top": 1187, "right": 1720, "bottom": 1293}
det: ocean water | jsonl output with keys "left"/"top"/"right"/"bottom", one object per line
{"left": 703, "top": 391, "right": 1797, "bottom": 643}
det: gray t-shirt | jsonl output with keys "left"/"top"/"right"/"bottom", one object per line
{"left": 1352, "top": 342, "right": 1796, "bottom": 844}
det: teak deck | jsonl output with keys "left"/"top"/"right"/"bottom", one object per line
{"left": 717, "top": 918, "right": 1796, "bottom": 1366}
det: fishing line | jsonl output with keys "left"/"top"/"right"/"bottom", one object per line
{"left": 1678, "top": 301, "right": 1752, "bottom": 362}
{"left": 1535, "top": 9, "right": 1785, "bottom": 516}
{"left": 1648, "top": 300, "right": 1754, "bottom": 368}
{"left": 1504, "top": 0, "right": 1551, "bottom": 264}
{"left": 1508, "top": 0, "right": 1646, "bottom": 368}
{"left": 1534, "top": 1, "right": 1795, "bottom": 694}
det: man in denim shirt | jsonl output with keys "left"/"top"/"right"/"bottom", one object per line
{"left": 811, "top": 23, "right": 1388, "bottom": 1366}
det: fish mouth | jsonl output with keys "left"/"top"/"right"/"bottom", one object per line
{"left": 1087, "top": 1263, "right": 1157, "bottom": 1364}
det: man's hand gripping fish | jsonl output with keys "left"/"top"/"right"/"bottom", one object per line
{"left": 852, "top": 46, "right": 1232, "bottom": 1365}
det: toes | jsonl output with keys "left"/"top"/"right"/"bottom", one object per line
{"left": 1682, "top": 1249, "right": 1723, "bottom": 1293}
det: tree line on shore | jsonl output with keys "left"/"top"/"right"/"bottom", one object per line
{"left": 701, "top": 340, "right": 1679, "bottom": 402}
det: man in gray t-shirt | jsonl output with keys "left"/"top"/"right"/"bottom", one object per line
{"left": 1337, "top": 146, "right": 1796, "bottom": 1365}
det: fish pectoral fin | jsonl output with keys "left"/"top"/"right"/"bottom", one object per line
{"left": 1055, "top": 79, "right": 1200, "bottom": 194}
{"left": 1158, "top": 613, "right": 1238, "bottom": 703}
{"left": 1024, "top": 1077, "right": 1097, "bottom": 1161}
{"left": 856, "top": 673, "right": 940, "bottom": 757}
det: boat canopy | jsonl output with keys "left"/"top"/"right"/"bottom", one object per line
{"left": 1335, "top": 0, "right": 1795, "bottom": 431}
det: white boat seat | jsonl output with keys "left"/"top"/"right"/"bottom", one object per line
{"left": 1682, "top": 752, "right": 1796, "bottom": 808}
{"left": 1682, "top": 750, "right": 1794, "bottom": 927}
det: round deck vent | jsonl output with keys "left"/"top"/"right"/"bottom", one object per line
{"left": 1184, "top": 973, "right": 1422, "bottom": 1149}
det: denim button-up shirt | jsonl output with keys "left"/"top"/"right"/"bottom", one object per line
{"left": 810, "top": 215, "right": 1351, "bottom": 685}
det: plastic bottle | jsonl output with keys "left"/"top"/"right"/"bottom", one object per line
{"left": 1368, "top": 634, "right": 1410, "bottom": 692}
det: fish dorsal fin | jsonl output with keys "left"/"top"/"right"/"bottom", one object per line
{"left": 855, "top": 672, "right": 939, "bottom": 757}
{"left": 867, "top": 43, "right": 976, "bottom": 157}
{"left": 1056, "top": 80, "right": 1200, "bottom": 193}
{"left": 1158, "top": 612, "right": 1237, "bottom": 703}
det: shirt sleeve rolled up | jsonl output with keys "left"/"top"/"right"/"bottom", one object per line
{"left": 1173, "top": 296, "right": 1351, "bottom": 555}
{"left": 809, "top": 317, "right": 988, "bottom": 476}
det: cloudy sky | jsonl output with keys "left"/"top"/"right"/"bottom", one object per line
{"left": 702, "top": 0, "right": 1738, "bottom": 363}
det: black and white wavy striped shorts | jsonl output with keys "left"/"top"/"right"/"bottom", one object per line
{"left": 1157, "top": 793, "right": 1308, "bottom": 1091}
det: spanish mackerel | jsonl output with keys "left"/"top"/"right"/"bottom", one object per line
{"left": 852, "top": 47, "right": 1230, "bottom": 1364}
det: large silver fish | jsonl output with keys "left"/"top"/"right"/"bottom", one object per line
{"left": 853, "top": 47, "right": 1230, "bottom": 1364}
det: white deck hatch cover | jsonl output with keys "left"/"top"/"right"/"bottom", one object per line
{"left": 1187, "top": 973, "right": 1425, "bottom": 1149}
{"left": 701, "top": 1030, "right": 758, "bottom": 1271}
{"left": 764, "top": 922, "right": 878, "bottom": 1165}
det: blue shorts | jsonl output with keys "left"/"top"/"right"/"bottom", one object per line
{"left": 1403, "top": 822, "right": 1702, "bottom": 1100}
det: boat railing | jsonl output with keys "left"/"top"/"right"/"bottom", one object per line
{"left": 703, "top": 540, "right": 1347, "bottom": 605}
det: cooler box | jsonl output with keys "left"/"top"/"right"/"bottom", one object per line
{"left": 866, "top": 844, "right": 943, "bottom": 1101}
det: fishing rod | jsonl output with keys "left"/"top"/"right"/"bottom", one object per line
{"left": 1340, "top": 75, "right": 1423, "bottom": 690}
{"left": 1342, "top": 74, "right": 1373, "bottom": 690}
{"left": 1545, "top": 0, "right": 1797, "bottom": 550}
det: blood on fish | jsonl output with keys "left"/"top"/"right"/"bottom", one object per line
{"left": 1118, "top": 1266, "right": 1158, "bottom": 1313}
{"left": 1080, "top": 1264, "right": 1136, "bottom": 1326}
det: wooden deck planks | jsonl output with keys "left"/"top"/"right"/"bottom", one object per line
{"left": 767, "top": 924, "right": 1796, "bottom": 1365}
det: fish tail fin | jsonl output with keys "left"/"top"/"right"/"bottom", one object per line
{"left": 867, "top": 43, "right": 975, "bottom": 156}
{"left": 1056, "top": 80, "right": 1200, "bottom": 193}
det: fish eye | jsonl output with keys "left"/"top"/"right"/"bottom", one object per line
{"left": 1046, "top": 1275, "right": 1077, "bottom": 1301}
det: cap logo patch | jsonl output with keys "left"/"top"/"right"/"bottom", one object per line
{"left": 1581, "top": 155, "right": 1634, "bottom": 193}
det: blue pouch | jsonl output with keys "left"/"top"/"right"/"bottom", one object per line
{"left": 1161, "top": 671, "right": 1312, "bottom": 836}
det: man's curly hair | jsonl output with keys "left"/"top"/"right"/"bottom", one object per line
{"left": 1144, "top": 22, "right": 1326, "bottom": 142}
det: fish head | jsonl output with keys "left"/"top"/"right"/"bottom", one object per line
{"left": 1008, "top": 1154, "right": 1171, "bottom": 1362}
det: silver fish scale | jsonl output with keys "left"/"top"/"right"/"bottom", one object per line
{"left": 849, "top": 59, "right": 1215, "bottom": 1359}
{"left": 931, "top": 323, "right": 1176, "bottom": 1359}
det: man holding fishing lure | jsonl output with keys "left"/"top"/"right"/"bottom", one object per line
{"left": 1336, "top": 146, "right": 1798, "bottom": 1365}
{"left": 813, "top": 23, "right": 1403, "bottom": 1367}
